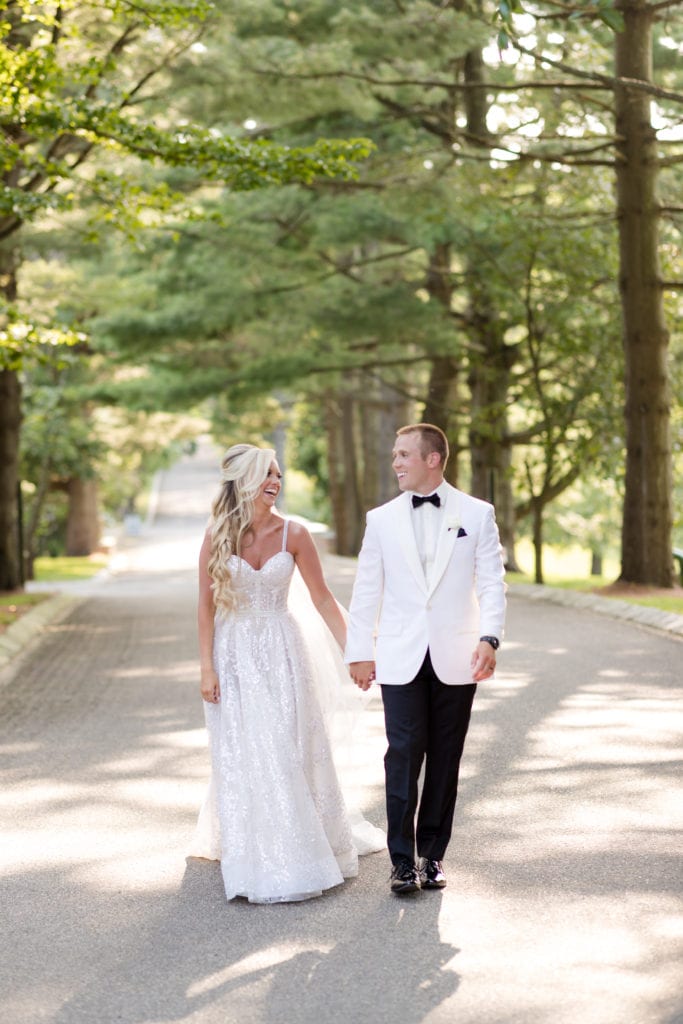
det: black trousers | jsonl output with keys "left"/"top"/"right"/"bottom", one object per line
{"left": 381, "top": 650, "right": 476, "bottom": 865}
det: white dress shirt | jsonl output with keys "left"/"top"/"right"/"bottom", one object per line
{"left": 410, "top": 482, "right": 446, "bottom": 588}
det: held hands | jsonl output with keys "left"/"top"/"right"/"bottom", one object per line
{"left": 470, "top": 641, "right": 496, "bottom": 682}
{"left": 350, "top": 647, "right": 496, "bottom": 687}
{"left": 349, "top": 661, "right": 376, "bottom": 691}
{"left": 200, "top": 669, "right": 221, "bottom": 704}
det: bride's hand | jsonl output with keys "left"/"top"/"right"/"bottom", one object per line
{"left": 200, "top": 669, "right": 221, "bottom": 703}
{"left": 349, "top": 661, "right": 375, "bottom": 691}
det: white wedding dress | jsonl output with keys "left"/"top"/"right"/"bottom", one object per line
{"left": 189, "top": 520, "right": 384, "bottom": 903}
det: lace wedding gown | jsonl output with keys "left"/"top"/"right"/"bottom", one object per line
{"left": 189, "top": 521, "right": 384, "bottom": 904}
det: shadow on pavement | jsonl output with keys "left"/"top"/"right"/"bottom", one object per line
{"left": 1, "top": 445, "right": 681, "bottom": 1024}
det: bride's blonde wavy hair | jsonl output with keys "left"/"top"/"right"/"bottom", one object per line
{"left": 207, "top": 443, "right": 276, "bottom": 614}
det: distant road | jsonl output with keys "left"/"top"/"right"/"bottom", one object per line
{"left": 1, "top": 441, "right": 681, "bottom": 1024}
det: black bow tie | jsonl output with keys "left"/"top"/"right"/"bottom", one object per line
{"left": 412, "top": 493, "right": 441, "bottom": 508}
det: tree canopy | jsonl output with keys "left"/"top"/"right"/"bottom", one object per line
{"left": 2, "top": 0, "right": 682, "bottom": 586}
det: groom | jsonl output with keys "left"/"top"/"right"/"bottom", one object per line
{"left": 345, "top": 423, "right": 506, "bottom": 894}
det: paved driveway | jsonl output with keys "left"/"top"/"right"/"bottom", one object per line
{"left": 1, "top": 445, "right": 681, "bottom": 1024}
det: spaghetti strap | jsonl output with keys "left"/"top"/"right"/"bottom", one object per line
{"left": 281, "top": 518, "right": 289, "bottom": 552}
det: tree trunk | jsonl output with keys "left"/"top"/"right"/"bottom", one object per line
{"left": 532, "top": 499, "right": 544, "bottom": 585}
{"left": 359, "top": 378, "right": 409, "bottom": 509}
{"left": 591, "top": 551, "right": 603, "bottom": 576}
{"left": 492, "top": 444, "right": 519, "bottom": 572}
{"left": 615, "top": 0, "right": 674, "bottom": 586}
{"left": 65, "top": 478, "right": 100, "bottom": 556}
{"left": 421, "top": 244, "right": 461, "bottom": 486}
{"left": 467, "top": 333, "right": 518, "bottom": 544}
{"left": 0, "top": 370, "right": 23, "bottom": 590}
{"left": 325, "top": 393, "right": 364, "bottom": 556}
{"left": 422, "top": 354, "right": 461, "bottom": 486}
{"left": 0, "top": 240, "right": 23, "bottom": 590}
{"left": 22, "top": 454, "right": 52, "bottom": 581}
{"left": 461, "top": 34, "right": 519, "bottom": 569}
{"left": 22, "top": 453, "right": 53, "bottom": 581}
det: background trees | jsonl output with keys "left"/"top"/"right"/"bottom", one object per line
{"left": 0, "top": 0, "right": 369, "bottom": 588}
{"left": 492, "top": 0, "right": 683, "bottom": 583}
{"left": 2, "top": 0, "right": 681, "bottom": 587}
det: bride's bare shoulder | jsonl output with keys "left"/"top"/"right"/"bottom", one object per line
{"left": 285, "top": 519, "right": 309, "bottom": 542}
{"left": 285, "top": 519, "right": 321, "bottom": 554}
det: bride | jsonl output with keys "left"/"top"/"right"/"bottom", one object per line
{"left": 189, "top": 443, "right": 384, "bottom": 903}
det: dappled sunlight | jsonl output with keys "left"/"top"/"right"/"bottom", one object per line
{"left": 110, "top": 777, "right": 205, "bottom": 811}
{"left": 134, "top": 706, "right": 194, "bottom": 721}
{"left": 145, "top": 727, "right": 207, "bottom": 749}
{"left": 488, "top": 672, "right": 530, "bottom": 689}
{"left": 49, "top": 622, "right": 118, "bottom": 637}
{"left": 0, "top": 740, "right": 40, "bottom": 756}
{"left": 456, "top": 598, "right": 683, "bottom": 983}
{"left": 463, "top": 656, "right": 682, "bottom": 895}
{"left": 440, "top": 890, "right": 679, "bottom": 1024}
{"left": 0, "top": 483, "right": 679, "bottom": 1024}
{"left": 466, "top": 684, "right": 679, "bottom": 843}
{"left": 104, "top": 660, "right": 196, "bottom": 681}
{"left": 653, "top": 915, "right": 683, "bottom": 940}
{"left": 96, "top": 750, "right": 200, "bottom": 775}
{"left": 529, "top": 684, "right": 680, "bottom": 765}
{"left": 478, "top": 671, "right": 533, "bottom": 701}
{"left": 140, "top": 633, "right": 187, "bottom": 646}
{"left": 0, "top": 779, "right": 88, "bottom": 814}
{"left": 111, "top": 537, "right": 203, "bottom": 575}
{"left": 186, "top": 942, "right": 336, "bottom": 999}
{"left": 0, "top": 767, "right": 208, "bottom": 890}
{"left": 78, "top": 844, "right": 190, "bottom": 891}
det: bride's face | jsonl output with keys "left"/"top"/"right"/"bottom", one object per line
{"left": 259, "top": 460, "right": 282, "bottom": 507}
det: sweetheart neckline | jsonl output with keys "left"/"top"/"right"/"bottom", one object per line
{"left": 231, "top": 551, "right": 293, "bottom": 573}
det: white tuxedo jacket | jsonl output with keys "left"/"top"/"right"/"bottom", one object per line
{"left": 344, "top": 484, "right": 506, "bottom": 685}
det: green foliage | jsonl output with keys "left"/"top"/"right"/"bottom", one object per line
{"left": 0, "top": 319, "right": 85, "bottom": 371}
{"left": 0, "top": 0, "right": 373, "bottom": 399}
{"left": 493, "top": 0, "right": 624, "bottom": 48}
{"left": 33, "top": 555, "right": 108, "bottom": 581}
{"left": 0, "top": 0, "right": 372, "bottom": 233}
{"left": 5, "top": 0, "right": 681, "bottom": 573}
{"left": 80, "top": 0, "right": 632, "bottom": 488}
{"left": 544, "top": 478, "right": 622, "bottom": 553}
{"left": 288, "top": 399, "right": 331, "bottom": 521}
{"left": 14, "top": 246, "right": 208, "bottom": 555}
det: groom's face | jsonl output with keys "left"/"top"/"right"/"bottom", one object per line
{"left": 392, "top": 432, "right": 436, "bottom": 495}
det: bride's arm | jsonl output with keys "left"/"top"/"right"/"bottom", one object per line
{"left": 290, "top": 524, "right": 347, "bottom": 650}
{"left": 198, "top": 529, "right": 220, "bottom": 703}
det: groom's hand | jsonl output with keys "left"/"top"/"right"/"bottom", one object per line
{"left": 471, "top": 641, "right": 496, "bottom": 682}
{"left": 349, "top": 661, "right": 376, "bottom": 690}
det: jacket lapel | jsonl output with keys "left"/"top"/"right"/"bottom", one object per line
{"left": 396, "top": 493, "right": 428, "bottom": 593}
{"left": 427, "top": 486, "right": 461, "bottom": 597}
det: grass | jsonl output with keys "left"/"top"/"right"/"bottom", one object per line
{"left": 616, "top": 594, "right": 683, "bottom": 615}
{"left": 33, "top": 555, "right": 108, "bottom": 582}
{"left": 0, "top": 555, "right": 108, "bottom": 634}
{"left": 509, "top": 541, "right": 683, "bottom": 616}
{"left": 0, "top": 591, "right": 53, "bottom": 630}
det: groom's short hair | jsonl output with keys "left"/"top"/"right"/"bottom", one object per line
{"left": 397, "top": 423, "right": 449, "bottom": 468}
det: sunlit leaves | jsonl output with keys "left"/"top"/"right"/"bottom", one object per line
{"left": 1, "top": 0, "right": 372, "bottom": 225}
{"left": 0, "top": 319, "right": 85, "bottom": 372}
{"left": 493, "top": 0, "right": 624, "bottom": 49}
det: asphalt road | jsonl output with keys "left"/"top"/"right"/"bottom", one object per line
{"left": 1, "top": 443, "right": 681, "bottom": 1024}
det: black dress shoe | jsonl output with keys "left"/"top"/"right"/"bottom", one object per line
{"left": 390, "top": 859, "right": 421, "bottom": 894}
{"left": 418, "top": 858, "right": 446, "bottom": 889}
